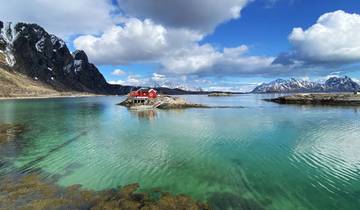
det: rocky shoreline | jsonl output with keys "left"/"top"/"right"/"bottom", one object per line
{"left": 265, "top": 93, "right": 360, "bottom": 106}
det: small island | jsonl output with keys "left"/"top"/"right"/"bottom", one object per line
{"left": 118, "top": 88, "right": 209, "bottom": 109}
{"left": 265, "top": 93, "right": 360, "bottom": 106}
{"left": 119, "top": 95, "right": 209, "bottom": 109}
{"left": 208, "top": 92, "right": 233, "bottom": 97}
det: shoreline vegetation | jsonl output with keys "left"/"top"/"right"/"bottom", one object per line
{"left": 265, "top": 93, "right": 360, "bottom": 106}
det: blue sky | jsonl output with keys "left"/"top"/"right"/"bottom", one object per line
{"left": 2, "top": 0, "right": 360, "bottom": 91}
{"left": 204, "top": 0, "right": 360, "bottom": 55}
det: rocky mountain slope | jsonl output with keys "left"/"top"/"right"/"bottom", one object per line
{"left": 0, "top": 21, "right": 135, "bottom": 96}
{"left": 252, "top": 77, "right": 360, "bottom": 93}
{"left": 0, "top": 66, "right": 59, "bottom": 98}
{"left": 0, "top": 47, "right": 69, "bottom": 97}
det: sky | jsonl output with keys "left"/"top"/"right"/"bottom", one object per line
{"left": 1, "top": 0, "right": 360, "bottom": 91}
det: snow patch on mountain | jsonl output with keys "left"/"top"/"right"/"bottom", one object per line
{"left": 0, "top": 22, "right": 17, "bottom": 66}
{"left": 252, "top": 76, "right": 360, "bottom": 93}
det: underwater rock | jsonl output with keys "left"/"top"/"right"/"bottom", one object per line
{"left": 0, "top": 123, "right": 26, "bottom": 143}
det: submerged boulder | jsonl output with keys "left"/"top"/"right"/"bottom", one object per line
{"left": 0, "top": 123, "right": 26, "bottom": 143}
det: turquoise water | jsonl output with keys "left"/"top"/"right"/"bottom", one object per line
{"left": 1, "top": 95, "right": 360, "bottom": 209}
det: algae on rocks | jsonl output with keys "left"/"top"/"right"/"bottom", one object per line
{"left": 0, "top": 173, "right": 210, "bottom": 210}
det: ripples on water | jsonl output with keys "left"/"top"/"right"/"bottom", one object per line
{"left": 0, "top": 95, "right": 360, "bottom": 210}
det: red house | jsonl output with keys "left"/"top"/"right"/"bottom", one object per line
{"left": 129, "top": 88, "right": 158, "bottom": 99}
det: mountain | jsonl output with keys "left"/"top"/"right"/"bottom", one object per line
{"left": 324, "top": 76, "right": 360, "bottom": 92}
{"left": 0, "top": 21, "right": 137, "bottom": 96}
{"left": 252, "top": 77, "right": 360, "bottom": 93}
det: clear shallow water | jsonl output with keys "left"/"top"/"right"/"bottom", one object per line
{"left": 0, "top": 95, "right": 360, "bottom": 210}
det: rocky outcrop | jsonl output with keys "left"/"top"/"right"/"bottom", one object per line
{"left": 265, "top": 93, "right": 360, "bottom": 106}
{"left": 252, "top": 77, "right": 360, "bottom": 93}
{"left": 0, "top": 21, "right": 131, "bottom": 95}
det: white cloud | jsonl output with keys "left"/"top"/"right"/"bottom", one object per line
{"left": 109, "top": 73, "right": 206, "bottom": 91}
{"left": 117, "top": 0, "right": 248, "bottom": 33}
{"left": 109, "top": 79, "right": 126, "bottom": 85}
{"left": 286, "top": 10, "right": 360, "bottom": 64}
{"left": 0, "top": 0, "right": 115, "bottom": 37}
{"left": 160, "top": 44, "right": 279, "bottom": 76}
{"left": 151, "top": 73, "right": 166, "bottom": 82}
{"left": 74, "top": 17, "right": 282, "bottom": 77}
{"left": 74, "top": 18, "right": 202, "bottom": 65}
{"left": 111, "top": 69, "right": 126, "bottom": 76}
{"left": 109, "top": 74, "right": 147, "bottom": 86}
{"left": 70, "top": 1, "right": 281, "bottom": 78}
{"left": 223, "top": 45, "right": 249, "bottom": 57}
{"left": 161, "top": 44, "right": 222, "bottom": 74}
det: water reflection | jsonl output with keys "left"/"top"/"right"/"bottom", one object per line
{"left": 130, "top": 109, "right": 158, "bottom": 121}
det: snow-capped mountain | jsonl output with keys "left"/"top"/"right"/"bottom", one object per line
{"left": 324, "top": 76, "right": 360, "bottom": 92}
{"left": 252, "top": 76, "right": 360, "bottom": 93}
{"left": 0, "top": 21, "right": 130, "bottom": 94}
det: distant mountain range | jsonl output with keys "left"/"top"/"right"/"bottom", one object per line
{"left": 252, "top": 76, "right": 360, "bottom": 93}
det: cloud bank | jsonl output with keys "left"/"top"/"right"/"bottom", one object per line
{"left": 275, "top": 10, "right": 360, "bottom": 66}
{"left": 117, "top": 0, "right": 248, "bottom": 33}
{"left": 74, "top": 18, "right": 202, "bottom": 65}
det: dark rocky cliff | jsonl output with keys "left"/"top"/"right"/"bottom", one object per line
{"left": 0, "top": 21, "right": 132, "bottom": 95}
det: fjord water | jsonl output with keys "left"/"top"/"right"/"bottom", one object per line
{"left": 1, "top": 95, "right": 360, "bottom": 210}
